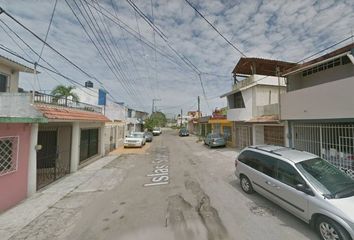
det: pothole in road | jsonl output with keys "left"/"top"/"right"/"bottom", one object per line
{"left": 247, "top": 203, "right": 277, "bottom": 217}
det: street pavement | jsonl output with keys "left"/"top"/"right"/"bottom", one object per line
{"left": 0, "top": 129, "right": 319, "bottom": 240}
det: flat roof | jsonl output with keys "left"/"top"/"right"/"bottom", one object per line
{"left": 232, "top": 57, "right": 296, "bottom": 76}
{"left": 283, "top": 42, "right": 354, "bottom": 76}
{"left": 0, "top": 55, "right": 36, "bottom": 73}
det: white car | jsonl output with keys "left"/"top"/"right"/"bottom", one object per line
{"left": 124, "top": 132, "right": 146, "bottom": 148}
{"left": 152, "top": 127, "right": 162, "bottom": 136}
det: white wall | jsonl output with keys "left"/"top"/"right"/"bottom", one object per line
{"left": 281, "top": 76, "right": 354, "bottom": 120}
{"left": 227, "top": 88, "right": 253, "bottom": 121}
{"left": 73, "top": 87, "right": 127, "bottom": 122}
{"left": 0, "top": 64, "right": 20, "bottom": 92}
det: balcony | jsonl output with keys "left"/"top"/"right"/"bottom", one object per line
{"left": 232, "top": 75, "right": 284, "bottom": 92}
{"left": 0, "top": 92, "right": 103, "bottom": 122}
{"left": 281, "top": 76, "right": 354, "bottom": 120}
{"left": 34, "top": 93, "right": 102, "bottom": 114}
{"left": 227, "top": 108, "right": 252, "bottom": 121}
{"left": 256, "top": 103, "right": 279, "bottom": 116}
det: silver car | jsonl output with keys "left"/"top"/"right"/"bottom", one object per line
{"left": 235, "top": 145, "right": 354, "bottom": 240}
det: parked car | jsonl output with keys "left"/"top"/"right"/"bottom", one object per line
{"left": 124, "top": 132, "right": 146, "bottom": 148}
{"left": 152, "top": 127, "right": 162, "bottom": 136}
{"left": 235, "top": 145, "right": 354, "bottom": 240}
{"left": 204, "top": 133, "right": 226, "bottom": 148}
{"left": 144, "top": 132, "right": 153, "bottom": 142}
{"left": 179, "top": 128, "right": 189, "bottom": 137}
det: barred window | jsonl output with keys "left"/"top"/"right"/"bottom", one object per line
{"left": 0, "top": 136, "right": 19, "bottom": 176}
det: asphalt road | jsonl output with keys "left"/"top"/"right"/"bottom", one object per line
{"left": 10, "top": 129, "right": 319, "bottom": 240}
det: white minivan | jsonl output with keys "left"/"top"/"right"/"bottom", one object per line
{"left": 235, "top": 145, "right": 354, "bottom": 240}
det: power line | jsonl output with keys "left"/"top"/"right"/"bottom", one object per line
{"left": 83, "top": 0, "right": 194, "bottom": 75}
{"left": 296, "top": 34, "right": 354, "bottom": 63}
{"left": 37, "top": 0, "right": 58, "bottom": 64}
{"left": 0, "top": 19, "right": 98, "bottom": 97}
{"left": 0, "top": 5, "right": 123, "bottom": 105}
{"left": 125, "top": 0, "right": 167, "bottom": 41}
{"left": 184, "top": 0, "right": 246, "bottom": 57}
{"left": 64, "top": 1, "right": 141, "bottom": 106}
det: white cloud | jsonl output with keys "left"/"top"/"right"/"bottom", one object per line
{"left": 0, "top": 0, "right": 353, "bottom": 115}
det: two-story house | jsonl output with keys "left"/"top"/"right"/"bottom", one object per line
{"left": 221, "top": 58, "right": 296, "bottom": 149}
{"left": 0, "top": 55, "right": 109, "bottom": 212}
{"left": 281, "top": 43, "right": 354, "bottom": 176}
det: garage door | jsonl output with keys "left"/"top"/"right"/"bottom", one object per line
{"left": 264, "top": 126, "right": 284, "bottom": 146}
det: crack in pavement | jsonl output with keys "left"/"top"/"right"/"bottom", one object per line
{"left": 185, "top": 178, "right": 229, "bottom": 240}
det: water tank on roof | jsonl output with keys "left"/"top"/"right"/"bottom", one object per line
{"left": 85, "top": 81, "right": 93, "bottom": 88}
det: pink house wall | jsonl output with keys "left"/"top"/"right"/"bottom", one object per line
{"left": 0, "top": 123, "right": 31, "bottom": 212}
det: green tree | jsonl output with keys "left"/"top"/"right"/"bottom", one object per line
{"left": 144, "top": 111, "right": 167, "bottom": 131}
{"left": 51, "top": 85, "right": 79, "bottom": 106}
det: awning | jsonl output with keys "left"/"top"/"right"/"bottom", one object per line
{"left": 35, "top": 104, "right": 110, "bottom": 122}
{"left": 246, "top": 115, "right": 280, "bottom": 123}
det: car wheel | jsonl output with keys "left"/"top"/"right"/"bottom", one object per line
{"left": 240, "top": 175, "right": 254, "bottom": 194}
{"left": 316, "top": 216, "right": 350, "bottom": 240}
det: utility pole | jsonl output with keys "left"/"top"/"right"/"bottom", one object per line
{"left": 197, "top": 96, "right": 200, "bottom": 117}
{"left": 152, "top": 98, "right": 161, "bottom": 114}
{"left": 276, "top": 66, "right": 281, "bottom": 119}
{"left": 180, "top": 108, "right": 183, "bottom": 127}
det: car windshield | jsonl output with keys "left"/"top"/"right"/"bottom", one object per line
{"left": 296, "top": 158, "right": 354, "bottom": 199}
{"left": 129, "top": 133, "right": 144, "bottom": 138}
{"left": 153, "top": 128, "right": 160, "bottom": 131}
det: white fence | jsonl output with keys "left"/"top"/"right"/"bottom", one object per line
{"left": 292, "top": 123, "right": 354, "bottom": 178}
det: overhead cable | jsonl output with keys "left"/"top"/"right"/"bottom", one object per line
{"left": 184, "top": 0, "right": 246, "bottom": 57}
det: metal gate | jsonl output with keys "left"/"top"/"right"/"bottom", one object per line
{"left": 292, "top": 122, "right": 354, "bottom": 178}
{"left": 37, "top": 129, "right": 71, "bottom": 189}
{"left": 264, "top": 126, "right": 285, "bottom": 146}
{"left": 235, "top": 125, "right": 252, "bottom": 149}
{"left": 109, "top": 126, "right": 117, "bottom": 152}
{"left": 80, "top": 128, "right": 99, "bottom": 162}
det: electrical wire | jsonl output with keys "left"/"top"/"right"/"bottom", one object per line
{"left": 0, "top": 6, "right": 121, "bottom": 104}
{"left": 37, "top": 0, "right": 58, "bottom": 64}
{"left": 184, "top": 0, "right": 246, "bottom": 57}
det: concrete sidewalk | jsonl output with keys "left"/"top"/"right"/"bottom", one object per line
{"left": 0, "top": 155, "right": 119, "bottom": 240}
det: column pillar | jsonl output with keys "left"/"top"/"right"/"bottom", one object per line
{"left": 27, "top": 123, "right": 38, "bottom": 196}
{"left": 70, "top": 122, "right": 80, "bottom": 173}
{"left": 99, "top": 124, "right": 105, "bottom": 156}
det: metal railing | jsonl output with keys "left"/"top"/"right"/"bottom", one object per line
{"left": 232, "top": 75, "right": 255, "bottom": 91}
{"left": 33, "top": 92, "right": 102, "bottom": 113}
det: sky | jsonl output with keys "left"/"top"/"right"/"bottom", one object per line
{"left": 0, "top": 0, "right": 354, "bottom": 117}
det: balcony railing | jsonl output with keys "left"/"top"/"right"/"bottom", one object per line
{"left": 232, "top": 75, "right": 255, "bottom": 91}
{"left": 33, "top": 92, "right": 102, "bottom": 113}
{"left": 256, "top": 103, "right": 279, "bottom": 116}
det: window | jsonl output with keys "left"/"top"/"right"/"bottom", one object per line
{"left": 0, "top": 136, "right": 19, "bottom": 176}
{"left": 0, "top": 74, "right": 7, "bottom": 92}
{"left": 238, "top": 150, "right": 277, "bottom": 177}
{"left": 234, "top": 91, "right": 245, "bottom": 108}
{"left": 277, "top": 161, "right": 304, "bottom": 188}
{"left": 301, "top": 56, "right": 348, "bottom": 77}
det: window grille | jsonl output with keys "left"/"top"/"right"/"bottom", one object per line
{"left": 292, "top": 123, "right": 354, "bottom": 178}
{"left": 0, "top": 136, "right": 19, "bottom": 176}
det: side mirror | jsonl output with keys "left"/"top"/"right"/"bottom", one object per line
{"left": 295, "top": 183, "right": 314, "bottom": 196}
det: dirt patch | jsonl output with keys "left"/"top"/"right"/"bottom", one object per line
{"left": 247, "top": 202, "right": 277, "bottom": 217}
